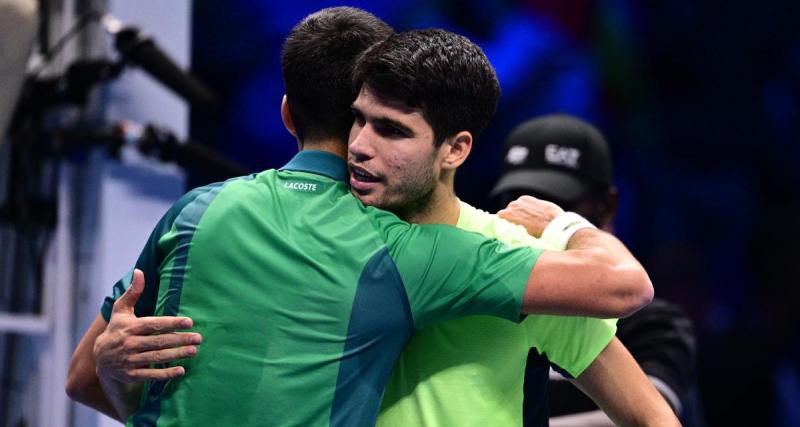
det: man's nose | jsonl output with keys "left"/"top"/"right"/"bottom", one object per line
{"left": 349, "top": 126, "right": 375, "bottom": 159}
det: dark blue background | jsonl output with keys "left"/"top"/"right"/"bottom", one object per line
{"left": 191, "top": 1, "right": 800, "bottom": 425}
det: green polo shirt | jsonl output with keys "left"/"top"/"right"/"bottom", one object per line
{"left": 377, "top": 202, "right": 617, "bottom": 426}
{"left": 101, "top": 151, "right": 542, "bottom": 427}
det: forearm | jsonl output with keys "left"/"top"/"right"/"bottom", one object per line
{"left": 550, "top": 410, "right": 615, "bottom": 427}
{"left": 566, "top": 228, "right": 641, "bottom": 276}
{"left": 572, "top": 338, "right": 679, "bottom": 427}
{"left": 573, "top": 380, "right": 677, "bottom": 427}
{"left": 70, "top": 271, "right": 198, "bottom": 422}
{"left": 564, "top": 227, "right": 653, "bottom": 317}
{"left": 66, "top": 360, "right": 124, "bottom": 422}
{"left": 522, "top": 238, "right": 653, "bottom": 318}
{"left": 98, "top": 376, "right": 144, "bottom": 422}
{"left": 65, "top": 314, "right": 147, "bottom": 422}
{"left": 570, "top": 228, "right": 653, "bottom": 313}
{"left": 66, "top": 315, "right": 124, "bottom": 421}
{"left": 512, "top": 207, "right": 653, "bottom": 317}
{"left": 551, "top": 380, "right": 683, "bottom": 427}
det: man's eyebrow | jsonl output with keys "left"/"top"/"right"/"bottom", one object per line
{"left": 350, "top": 104, "right": 415, "bottom": 136}
{"left": 374, "top": 117, "right": 414, "bottom": 136}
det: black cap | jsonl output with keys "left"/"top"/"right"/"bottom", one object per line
{"left": 490, "top": 114, "right": 612, "bottom": 203}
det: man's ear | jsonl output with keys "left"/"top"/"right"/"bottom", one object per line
{"left": 281, "top": 95, "right": 297, "bottom": 137}
{"left": 440, "top": 131, "right": 473, "bottom": 171}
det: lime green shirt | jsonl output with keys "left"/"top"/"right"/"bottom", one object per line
{"left": 377, "top": 201, "right": 617, "bottom": 426}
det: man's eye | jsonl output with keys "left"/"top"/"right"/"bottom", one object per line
{"left": 352, "top": 110, "right": 365, "bottom": 125}
{"left": 376, "top": 124, "right": 406, "bottom": 138}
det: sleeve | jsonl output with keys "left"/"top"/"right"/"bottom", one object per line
{"left": 389, "top": 223, "right": 541, "bottom": 329}
{"left": 615, "top": 298, "right": 697, "bottom": 414}
{"left": 99, "top": 186, "right": 211, "bottom": 321}
{"left": 524, "top": 315, "right": 617, "bottom": 378}
{"left": 464, "top": 209, "right": 619, "bottom": 378}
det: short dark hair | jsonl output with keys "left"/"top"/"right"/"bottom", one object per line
{"left": 353, "top": 29, "right": 500, "bottom": 146}
{"left": 281, "top": 7, "right": 392, "bottom": 143}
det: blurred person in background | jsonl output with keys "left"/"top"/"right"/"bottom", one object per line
{"left": 491, "top": 114, "right": 700, "bottom": 427}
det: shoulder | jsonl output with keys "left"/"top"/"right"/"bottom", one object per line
{"left": 161, "top": 174, "right": 260, "bottom": 227}
{"left": 457, "top": 200, "right": 495, "bottom": 232}
{"left": 366, "top": 208, "right": 471, "bottom": 257}
{"left": 458, "top": 201, "right": 549, "bottom": 249}
{"left": 180, "top": 173, "right": 261, "bottom": 204}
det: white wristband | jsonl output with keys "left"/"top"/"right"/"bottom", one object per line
{"left": 540, "top": 212, "right": 597, "bottom": 250}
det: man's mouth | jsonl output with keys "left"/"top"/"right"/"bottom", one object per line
{"left": 349, "top": 165, "right": 381, "bottom": 192}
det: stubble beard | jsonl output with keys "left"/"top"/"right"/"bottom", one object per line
{"left": 381, "top": 159, "right": 439, "bottom": 223}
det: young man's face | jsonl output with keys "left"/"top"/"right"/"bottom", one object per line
{"left": 347, "top": 86, "right": 444, "bottom": 216}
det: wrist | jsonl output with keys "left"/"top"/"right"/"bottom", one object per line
{"left": 540, "top": 212, "right": 597, "bottom": 250}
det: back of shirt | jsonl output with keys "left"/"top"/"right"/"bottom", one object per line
{"left": 129, "top": 169, "right": 397, "bottom": 426}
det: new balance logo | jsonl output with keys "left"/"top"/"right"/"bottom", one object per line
{"left": 506, "top": 146, "right": 529, "bottom": 164}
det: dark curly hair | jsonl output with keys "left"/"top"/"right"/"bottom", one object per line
{"left": 353, "top": 29, "right": 500, "bottom": 146}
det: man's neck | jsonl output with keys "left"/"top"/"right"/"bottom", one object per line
{"left": 404, "top": 184, "right": 461, "bottom": 226}
{"left": 301, "top": 139, "right": 347, "bottom": 159}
